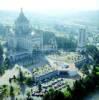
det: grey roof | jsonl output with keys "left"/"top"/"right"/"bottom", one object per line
{"left": 15, "top": 9, "right": 29, "bottom": 24}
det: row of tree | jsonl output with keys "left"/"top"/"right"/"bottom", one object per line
{"left": 56, "top": 36, "right": 77, "bottom": 51}
{"left": 37, "top": 30, "right": 77, "bottom": 51}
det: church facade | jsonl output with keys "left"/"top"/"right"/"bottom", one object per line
{"left": 8, "top": 9, "right": 42, "bottom": 52}
{"left": 7, "top": 9, "right": 42, "bottom": 65}
{"left": 6, "top": 9, "right": 57, "bottom": 65}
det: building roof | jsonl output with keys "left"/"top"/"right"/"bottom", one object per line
{"left": 14, "top": 9, "right": 32, "bottom": 36}
{"left": 15, "top": 8, "right": 29, "bottom": 24}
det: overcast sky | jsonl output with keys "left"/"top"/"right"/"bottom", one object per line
{"left": 0, "top": 0, "right": 98, "bottom": 13}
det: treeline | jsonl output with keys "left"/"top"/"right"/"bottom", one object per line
{"left": 43, "top": 45, "right": 99, "bottom": 100}
{"left": 56, "top": 36, "right": 77, "bottom": 51}
{"left": 42, "top": 30, "right": 77, "bottom": 51}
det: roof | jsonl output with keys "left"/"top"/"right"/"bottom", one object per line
{"left": 15, "top": 8, "right": 29, "bottom": 24}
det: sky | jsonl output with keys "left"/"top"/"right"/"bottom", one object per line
{"left": 0, "top": 0, "right": 99, "bottom": 13}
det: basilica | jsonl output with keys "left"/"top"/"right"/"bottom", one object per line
{"left": 7, "top": 9, "right": 57, "bottom": 65}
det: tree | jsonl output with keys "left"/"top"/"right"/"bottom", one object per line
{"left": 0, "top": 44, "right": 4, "bottom": 75}
{"left": 10, "top": 85, "right": 15, "bottom": 100}
{"left": 3, "top": 57, "right": 11, "bottom": 69}
{"left": 18, "top": 68, "right": 26, "bottom": 94}
{"left": 25, "top": 77, "right": 33, "bottom": 86}
{"left": 9, "top": 78, "right": 12, "bottom": 84}
{"left": 92, "top": 65, "right": 99, "bottom": 86}
{"left": 0, "top": 68, "right": 4, "bottom": 75}
{"left": 10, "top": 86, "right": 14, "bottom": 96}
{"left": 56, "top": 37, "right": 77, "bottom": 51}
{"left": 13, "top": 75, "right": 17, "bottom": 83}
{"left": 0, "top": 44, "right": 3, "bottom": 66}
{"left": 81, "top": 64, "right": 90, "bottom": 75}
{"left": 26, "top": 92, "right": 33, "bottom": 100}
{"left": 86, "top": 45, "right": 99, "bottom": 64}
{"left": 0, "top": 85, "right": 8, "bottom": 99}
{"left": 43, "top": 89, "right": 65, "bottom": 100}
{"left": 18, "top": 69, "right": 25, "bottom": 83}
{"left": 38, "top": 82, "right": 42, "bottom": 92}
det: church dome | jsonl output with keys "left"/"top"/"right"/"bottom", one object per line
{"left": 15, "top": 9, "right": 32, "bottom": 36}
{"left": 15, "top": 8, "right": 29, "bottom": 24}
